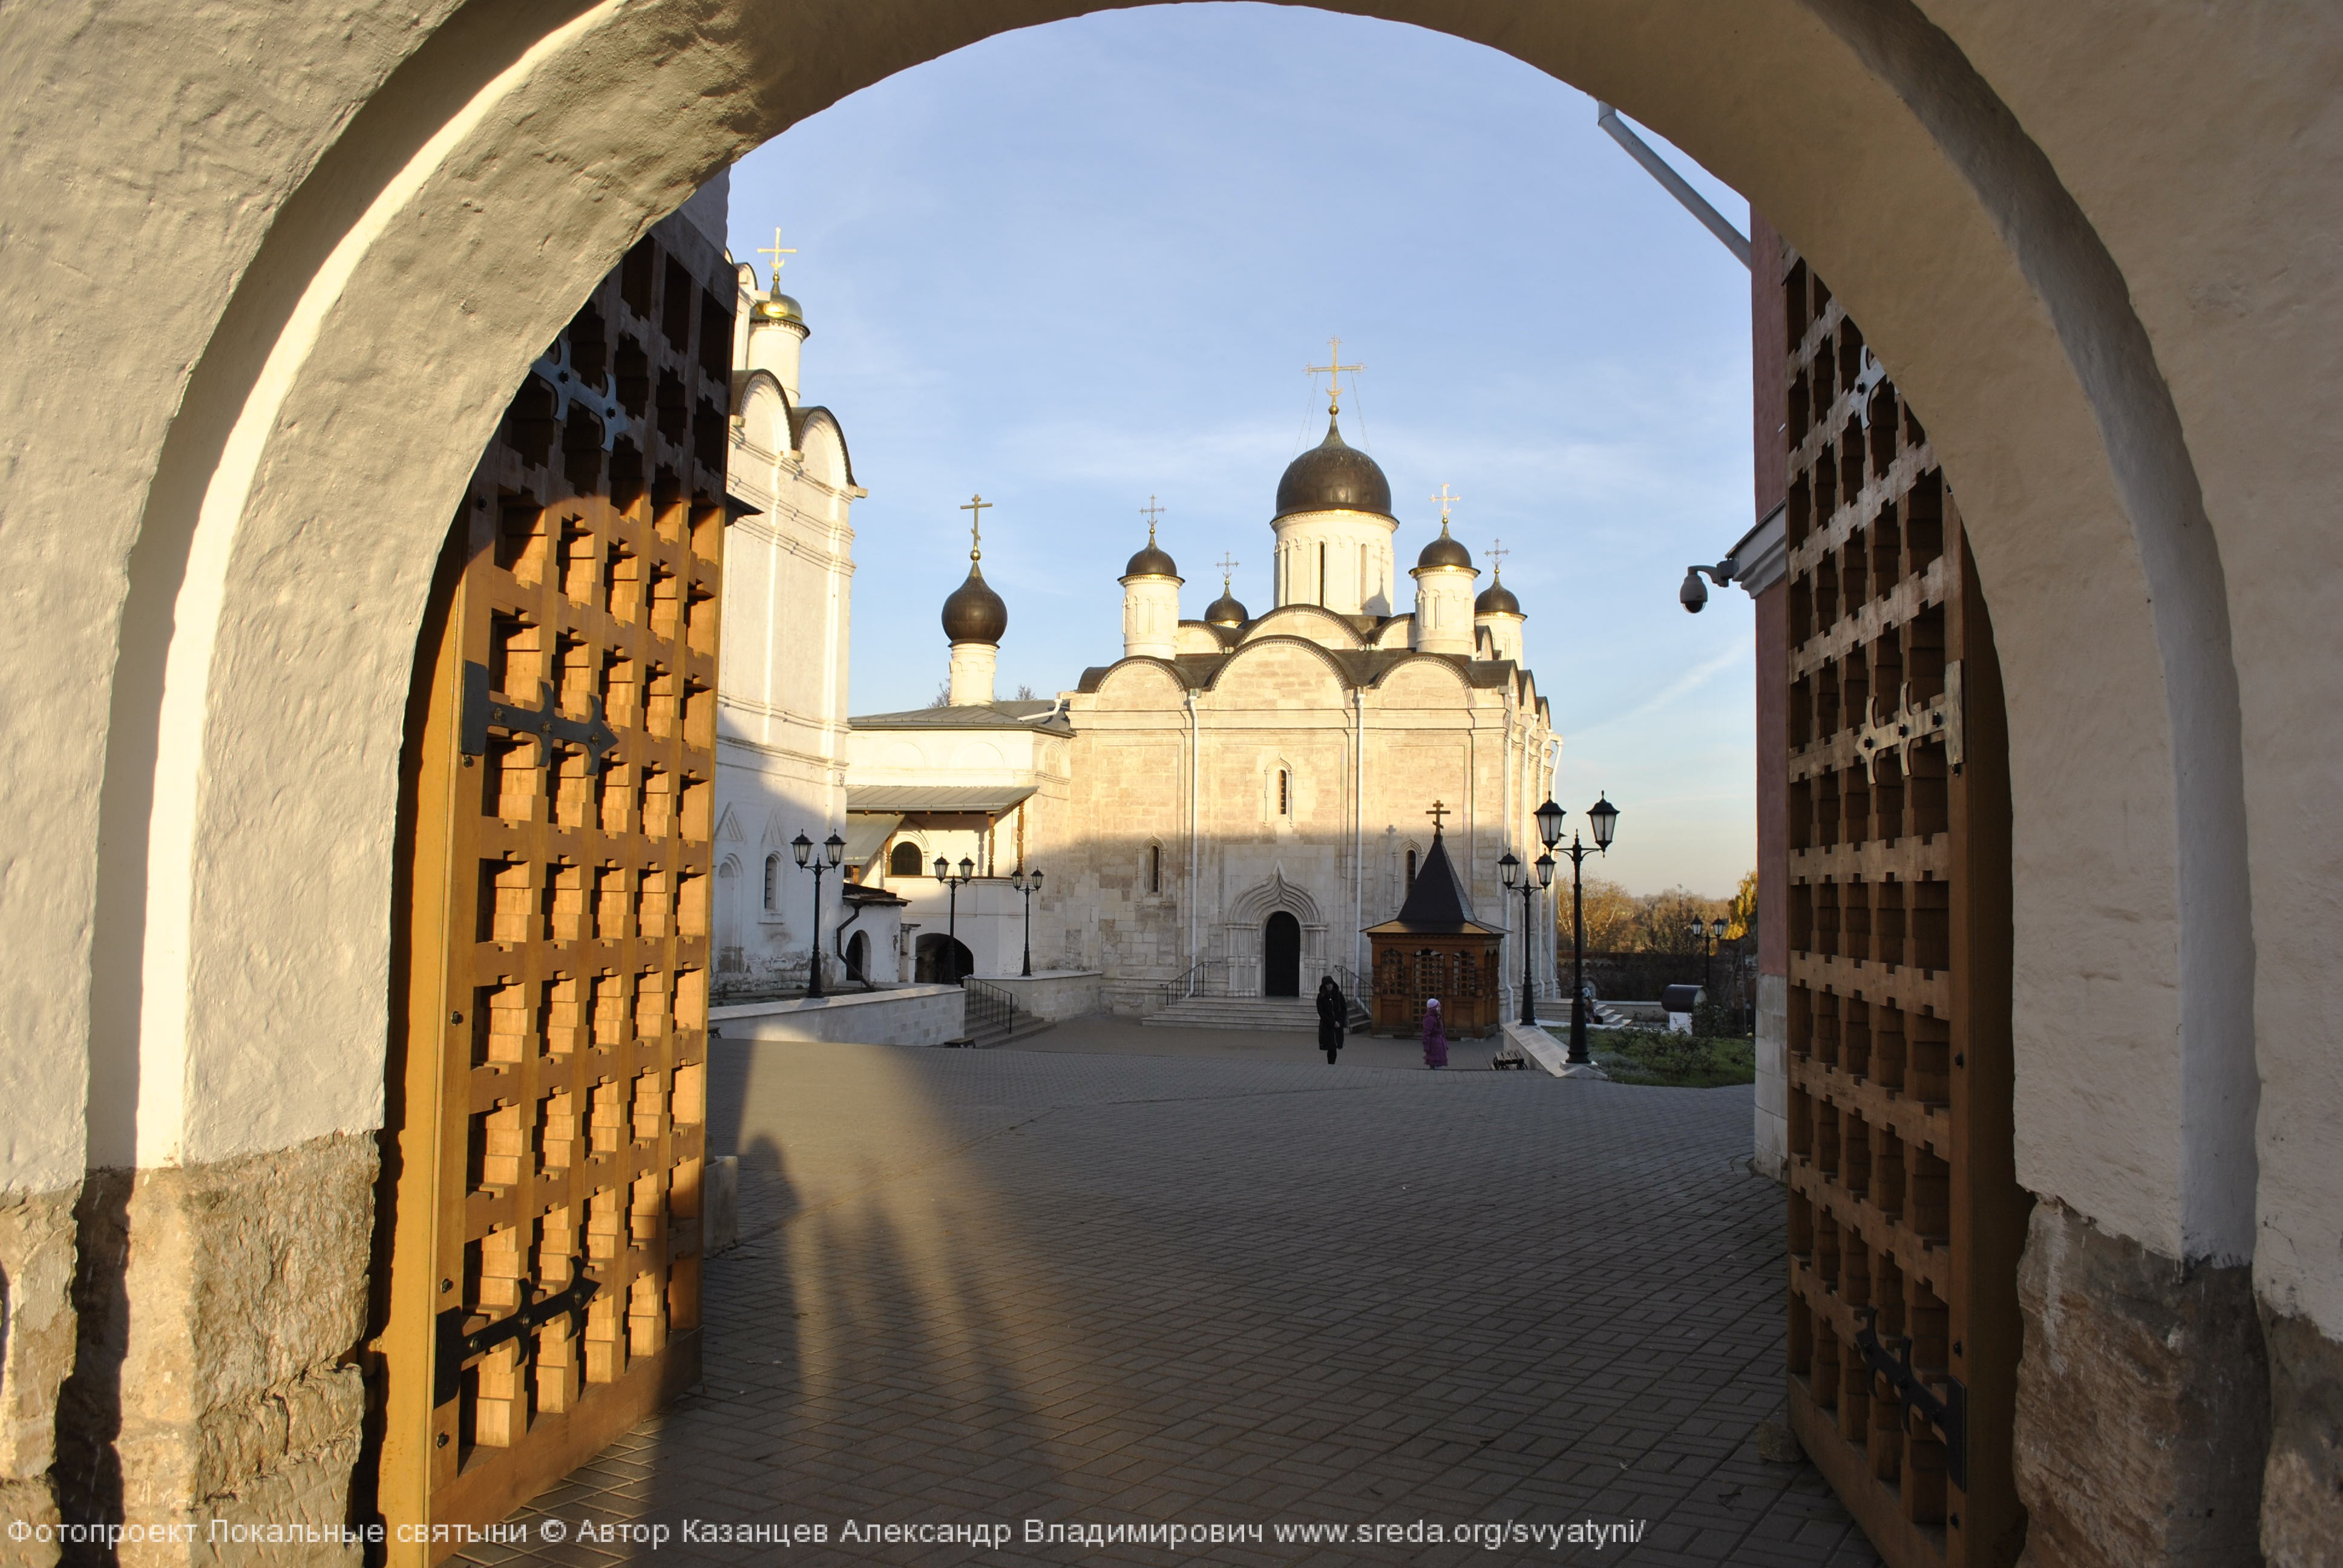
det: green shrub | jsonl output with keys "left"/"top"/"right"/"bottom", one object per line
{"left": 1590, "top": 1027, "right": 1756, "bottom": 1088}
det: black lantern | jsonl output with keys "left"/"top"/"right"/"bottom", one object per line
{"left": 794, "top": 829, "right": 841, "bottom": 998}
{"left": 1535, "top": 853, "right": 1556, "bottom": 889}
{"left": 1011, "top": 865, "right": 1044, "bottom": 976}
{"left": 934, "top": 855, "right": 949, "bottom": 882}
{"left": 1499, "top": 851, "right": 1522, "bottom": 888}
{"left": 1534, "top": 797, "right": 1565, "bottom": 851}
{"left": 1588, "top": 794, "right": 1619, "bottom": 851}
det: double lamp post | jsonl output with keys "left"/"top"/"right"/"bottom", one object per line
{"left": 790, "top": 829, "right": 846, "bottom": 999}
{"left": 1500, "top": 794, "right": 1620, "bottom": 1065}
{"left": 926, "top": 856, "right": 1046, "bottom": 981}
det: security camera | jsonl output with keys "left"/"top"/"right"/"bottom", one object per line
{"left": 1679, "top": 561, "right": 1734, "bottom": 613}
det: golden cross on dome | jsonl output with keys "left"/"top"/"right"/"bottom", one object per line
{"left": 1306, "top": 336, "right": 1365, "bottom": 416}
{"left": 959, "top": 494, "right": 992, "bottom": 560}
{"left": 1426, "top": 799, "right": 1451, "bottom": 832}
{"left": 1431, "top": 484, "right": 1462, "bottom": 527}
{"left": 1216, "top": 551, "right": 1240, "bottom": 589}
{"left": 1139, "top": 495, "right": 1165, "bottom": 542}
{"left": 755, "top": 226, "right": 797, "bottom": 291}
{"left": 1487, "top": 538, "right": 1509, "bottom": 578}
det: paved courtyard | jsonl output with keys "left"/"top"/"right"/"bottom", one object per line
{"left": 465, "top": 1027, "right": 1879, "bottom": 1566}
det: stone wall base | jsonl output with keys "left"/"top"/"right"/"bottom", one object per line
{"left": 0, "top": 1181, "right": 79, "bottom": 1563}
{"left": 53, "top": 1134, "right": 376, "bottom": 1567}
{"left": 2259, "top": 1308, "right": 2343, "bottom": 1567}
{"left": 2014, "top": 1198, "right": 2269, "bottom": 1567}
{"left": 1752, "top": 972, "right": 1787, "bottom": 1181}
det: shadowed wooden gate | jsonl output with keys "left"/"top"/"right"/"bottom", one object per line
{"left": 372, "top": 215, "right": 733, "bottom": 1558}
{"left": 1776, "top": 253, "right": 2028, "bottom": 1566}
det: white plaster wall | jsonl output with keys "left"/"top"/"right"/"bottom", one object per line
{"left": 718, "top": 284, "right": 860, "bottom": 992}
{"left": 1272, "top": 509, "right": 1397, "bottom": 615}
{"left": 0, "top": 0, "right": 2318, "bottom": 1340}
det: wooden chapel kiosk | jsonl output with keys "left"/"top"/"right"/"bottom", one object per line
{"left": 1365, "top": 812, "right": 1509, "bottom": 1037}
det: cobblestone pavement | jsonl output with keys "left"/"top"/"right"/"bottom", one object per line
{"left": 462, "top": 1035, "right": 1879, "bottom": 1567}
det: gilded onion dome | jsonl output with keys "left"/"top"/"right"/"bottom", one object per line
{"left": 942, "top": 562, "right": 1007, "bottom": 645}
{"left": 1274, "top": 416, "right": 1394, "bottom": 520}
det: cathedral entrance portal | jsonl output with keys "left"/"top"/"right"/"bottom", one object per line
{"left": 1263, "top": 912, "right": 1302, "bottom": 996}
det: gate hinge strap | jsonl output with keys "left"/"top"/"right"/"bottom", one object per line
{"left": 460, "top": 662, "right": 619, "bottom": 770}
{"left": 1854, "top": 1306, "right": 1968, "bottom": 1491}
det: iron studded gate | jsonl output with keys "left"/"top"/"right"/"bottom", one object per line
{"left": 373, "top": 217, "right": 733, "bottom": 1557}
{"left": 1777, "top": 252, "right": 2027, "bottom": 1566}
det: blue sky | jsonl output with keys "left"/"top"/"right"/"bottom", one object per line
{"left": 725, "top": 4, "right": 1757, "bottom": 897}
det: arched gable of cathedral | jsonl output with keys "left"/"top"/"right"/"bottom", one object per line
{"left": 1092, "top": 658, "right": 1187, "bottom": 709}
{"left": 1205, "top": 636, "right": 1349, "bottom": 707}
{"left": 1366, "top": 655, "right": 1473, "bottom": 707}
{"left": 1226, "top": 868, "right": 1324, "bottom": 928}
{"left": 737, "top": 370, "right": 790, "bottom": 458}
{"left": 1240, "top": 604, "right": 1366, "bottom": 650}
{"left": 793, "top": 407, "right": 854, "bottom": 490}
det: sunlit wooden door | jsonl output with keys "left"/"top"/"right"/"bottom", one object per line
{"left": 375, "top": 220, "right": 732, "bottom": 1560}
{"left": 1777, "top": 251, "right": 2028, "bottom": 1567}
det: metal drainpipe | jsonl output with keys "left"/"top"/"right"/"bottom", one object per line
{"left": 1353, "top": 687, "right": 1365, "bottom": 976}
{"left": 1186, "top": 688, "right": 1201, "bottom": 971}
{"left": 1594, "top": 103, "right": 1752, "bottom": 269}
{"left": 833, "top": 892, "right": 868, "bottom": 986}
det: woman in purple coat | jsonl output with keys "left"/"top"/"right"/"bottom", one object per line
{"left": 1420, "top": 998, "right": 1449, "bottom": 1070}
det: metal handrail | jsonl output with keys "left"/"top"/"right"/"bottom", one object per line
{"left": 960, "top": 976, "right": 1029, "bottom": 1048}
{"left": 1162, "top": 957, "right": 1230, "bottom": 1001}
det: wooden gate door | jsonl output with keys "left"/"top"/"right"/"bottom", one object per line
{"left": 1777, "top": 253, "right": 2027, "bottom": 1566}
{"left": 375, "top": 222, "right": 733, "bottom": 1557}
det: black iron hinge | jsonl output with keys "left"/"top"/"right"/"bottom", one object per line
{"left": 434, "top": 1263, "right": 601, "bottom": 1406}
{"left": 1855, "top": 1305, "right": 1968, "bottom": 1491}
{"left": 460, "top": 662, "right": 620, "bottom": 771}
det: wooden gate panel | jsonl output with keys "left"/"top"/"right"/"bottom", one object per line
{"left": 1776, "top": 253, "right": 2025, "bottom": 1567}
{"left": 378, "top": 221, "right": 734, "bottom": 1557}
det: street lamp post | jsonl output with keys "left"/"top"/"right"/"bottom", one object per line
{"left": 1498, "top": 845, "right": 1559, "bottom": 1028}
{"left": 1547, "top": 794, "right": 1620, "bottom": 1065}
{"left": 933, "top": 854, "right": 975, "bottom": 984}
{"left": 1011, "top": 865, "right": 1044, "bottom": 978}
{"left": 791, "top": 829, "right": 846, "bottom": 999}
{"left": 1689, "top": 916, "right": 1717, "bottom": 1008}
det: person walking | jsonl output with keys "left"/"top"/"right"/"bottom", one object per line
{"left": 1315, "top": 975, "right": 1347, "bottom": 1065}
{"left": 1421, "top": 997, "right": 1449, "bottom": 1070}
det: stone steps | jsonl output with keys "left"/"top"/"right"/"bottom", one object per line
{"left": 1145, "top": 996, "right": 1322, "bottom": 1032}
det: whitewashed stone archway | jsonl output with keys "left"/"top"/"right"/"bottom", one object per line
{"left": 0, "top": 0, "right": 2334, "bottom": 1557}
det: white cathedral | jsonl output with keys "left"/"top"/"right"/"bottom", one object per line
{"left": 709, "top": 256, "right": 1559, "bottom": 1016}
{"left": 846, "top": 407, "right": 1561, "bottom": 1016}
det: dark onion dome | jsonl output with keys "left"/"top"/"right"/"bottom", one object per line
{"left": 1122, "top": 529, "right": 1179, "bottom": 580}
{"left": 941, "top": 561, "right": 1008, "bottom": 645}
{"left": 1475, "top": 570, "right": 1522, "bottom": 616}
{"left": 1204, "top": 589, "right": 1250, "bottom": 627}
{"left": 1416, "top": 520, "right": 1474, "bottom": 572}
{"left": 1274, "top": 415, "right": 1394, "bottom": 519}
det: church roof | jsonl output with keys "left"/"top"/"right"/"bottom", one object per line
{"left": 850, "top": 699, "right": 1071, "bottom": 734}
{"left": 1274, "top": 415, "right": 1394, "bottom": 520}
{"left": 848, "top": 783, "right": 1038, "bottom": 814}
{"left": 1362, "top": 829, "right": 1506, "bottom": 937}
{"left": 1073, "top": 646, "right": 1522, "bottom": 695}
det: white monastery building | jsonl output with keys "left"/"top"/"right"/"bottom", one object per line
{"left": 712, "top": 237, "right": 905, "bottom": 995}
{"left": 848, "top": 397, "right": 1559, "bottom": 1018}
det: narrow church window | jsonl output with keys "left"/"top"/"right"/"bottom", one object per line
{"left": 1147, "top": 843, "right": 1161, "bottom": 893}
{"left": 890, "top": 840, "right": 922, "bottom": 878}
{"left": 1277, "top": 769, "right": 1291, "bottom": 817}
{"left": 1406, "top": 849, "right": 1418, "bottom": 890}
{"left": 763, "top": 853, "right": 780, "bottom": 911}
{"left": 1317, "top": 542, "right": 1327, "bottom": 607}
